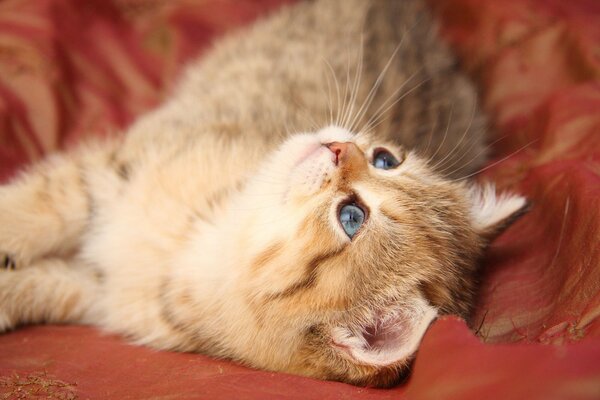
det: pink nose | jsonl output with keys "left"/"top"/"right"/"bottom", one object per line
{"left": 326, "top": 142, "right": 352, "bottom": 166}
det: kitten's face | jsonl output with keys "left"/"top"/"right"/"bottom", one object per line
{"left": 236, "top": 127, "right": 526, "bottom": 387}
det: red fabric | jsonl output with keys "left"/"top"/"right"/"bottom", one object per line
{"left": 430, "top": 0, "right": 600, "bottom": 346}
{"left": 1, "top": 0, "right": 600, "bottom": 398}
{"left": 0, "top": 0, "right": 294, "bottom": 181}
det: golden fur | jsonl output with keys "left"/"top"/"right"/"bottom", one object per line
{"left": 0, "top": 0, "right": 527, "bottom": 387}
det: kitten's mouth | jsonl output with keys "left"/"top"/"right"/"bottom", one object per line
{"left": 283, "top": 140, "right": 337, "bottom": 201}
{"left": 330, "top": 298, "right": 437, "bottom": 367}
{"left": 293, "top": 142, "right": 322, "bottom": 167}
{"left": 293, "top": 141, "right": 336, "bottom": 169}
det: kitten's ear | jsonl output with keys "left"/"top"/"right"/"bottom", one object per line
{"left": 331, "top": 298, "right": 437, "bottom": 368}
{"left": 469, "top": 184, "right": 530, "bottom": 241}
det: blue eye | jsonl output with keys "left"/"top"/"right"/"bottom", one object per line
{"left": 339, "top": 204, "right": 365, "bottom": 239}
{"left": 373, "top": 149, "right": 400, "bottom": 170}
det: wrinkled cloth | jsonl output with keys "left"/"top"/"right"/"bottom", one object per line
{"left": 1, "top": 0, "right": 599, "bottom": 398}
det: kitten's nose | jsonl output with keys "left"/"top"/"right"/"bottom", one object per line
{"left": 325, "top": 142, "right": 361, "bottom": 166}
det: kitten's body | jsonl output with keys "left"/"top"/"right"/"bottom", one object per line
{"left": 0, "top": 0, "right": 526, "bottom": 387}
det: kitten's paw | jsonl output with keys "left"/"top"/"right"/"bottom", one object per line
{"left": 1, "top": 252, "right": 18, "bottom": 270}
{"left": 0, "top": 312, "right": 12, "bottom": 332}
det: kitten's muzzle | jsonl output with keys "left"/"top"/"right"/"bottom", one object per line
{"left": 325, "top": 142, "right": 365, "bottom": 171}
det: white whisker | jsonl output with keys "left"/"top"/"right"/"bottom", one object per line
{"left": 452, "top": 139, "right": 538, "bottom": 181}
{"left": 342, "top": 34, "right": 364, "bottom": 130}
{"left": 321, "top": 57, "right": 343, "bottom": 128}
{"left": 322, "top": 61, "right": 335, "bottom": 127}
{"left": 347, "top": 30, "right": 409, "bottom": 134}
{"left": 339, "top": 46, "right": 353, "bottom": 128}
{"left": 438, "top": 134, "right": 507, "bottom": 177}
{"left": 362, "top": 75, "right": 429, "bottom": 134}
{"left": 430, "top": 101, "right": 476, "bottom": 171}
{"left": 425, "top": 103, "right": 453, "bottom": 165}
{"left": 416, "top": 112, "right": 439, "bottom": 158}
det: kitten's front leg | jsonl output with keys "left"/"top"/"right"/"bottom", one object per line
{"left": 0, "top": 153, "right": 92, "bottom": 269}
{"left": 0, "top": 258, "right": 99, "bottom": 331}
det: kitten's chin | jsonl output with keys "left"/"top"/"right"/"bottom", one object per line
{"left": 284, "top": 141, "right": 335, "bottom": 200}
{"left": 292, "top": 141, "right": 323, "bottom": 168}
{"left": 330, "top": 298, "right": 437, "bottom": 367}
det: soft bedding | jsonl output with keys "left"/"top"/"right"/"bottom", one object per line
{"left": 0, "top": 0, "right": 599, "bottom": 398}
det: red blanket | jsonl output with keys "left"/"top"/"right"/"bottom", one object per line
{"left": 1, "top": 0, "right": 599, "bottom": 398}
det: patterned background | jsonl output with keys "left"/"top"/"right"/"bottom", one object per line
{"left": 1, "top": 0, "right": 599, "bottom": 398}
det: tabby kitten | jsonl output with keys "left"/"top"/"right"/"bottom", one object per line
{"left": 0, "top": 0, "right": 527, "bottom": 387}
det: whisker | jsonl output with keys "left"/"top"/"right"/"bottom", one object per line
{"left": 452, "top": 139, "right": 538, "bottom": 181}
{"left": 362, "top": 75, "right": 429, "bottom": 134}
{"left": 430, "top": 101, "right": 476, "bottom": 171}
{"left": 360, "top": 69, "right": 424, "bottom": 133}
{"left": 290, "top": 97, "right": 321, "bottom": 132}
{"left": 340, "top": 40, "right": 363, "bottom": 130}
{"left": 347, "top": 30, "right": 409, "bottom": 134}
{"left": 437, "top": 134, "right": 506, "bottom": 177}
{"left": 343, "top": 34, "right": 364, "bottom": 130}
{"left": 424, "top": 103, "right": 453, "bottom": 165}
{"left": 416, "top": 112, "right": 439, "bottom": 158}
{"left": 338, "top": 46, "right": 353, "bottom": 128}
{"left": 322, "top": 60, "right": 335, "bottom": 127}
{"left": 321, "top": 57, "right": 343, "bottom": 128}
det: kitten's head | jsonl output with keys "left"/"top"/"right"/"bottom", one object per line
{"left": 235, "top": 126, "right": 527, "bottom": 387}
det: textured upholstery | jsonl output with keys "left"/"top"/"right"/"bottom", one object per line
{"left": 1, "top": 0, "right": 599, "bottom": 398}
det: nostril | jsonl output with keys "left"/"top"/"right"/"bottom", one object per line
{"left": 325, "top": 142, "right": 348, "bottom": 165}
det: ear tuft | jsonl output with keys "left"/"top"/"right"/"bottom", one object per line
{"left": 469, "top": 183, "right": 530, "bottom": 241}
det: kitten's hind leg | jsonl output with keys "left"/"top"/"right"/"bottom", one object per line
{"left": 0, "top": 154, "right": 92, "bottom": 269}
{"left": 0, "top": 258, "right": 100, "bottom": 332}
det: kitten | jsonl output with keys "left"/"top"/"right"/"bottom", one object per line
{"left": 0, "top": 0, "right": 528, "bottom": 387}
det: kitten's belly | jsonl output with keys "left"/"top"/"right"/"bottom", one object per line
{"left": 79, "top": 145, "right": 233, "bottom": 343}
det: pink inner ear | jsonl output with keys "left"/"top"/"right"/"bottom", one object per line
{"left": 363, "top": 318, "right": 411, "bottom": 350}
{"left": 331, "top": 298, "right": 438, "bottom": 367}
